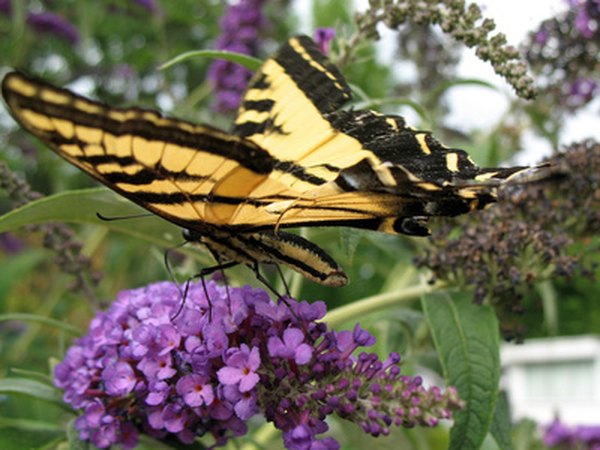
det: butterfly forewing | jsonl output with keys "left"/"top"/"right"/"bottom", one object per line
{"left": 2, "top": 71, "right": 290, "bottom": 229}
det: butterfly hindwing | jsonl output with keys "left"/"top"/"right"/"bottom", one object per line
{"left": 233, "top": 36, "right": 528, "bottom": 233}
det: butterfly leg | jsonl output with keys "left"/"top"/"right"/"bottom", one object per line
{"left": 250, "top": 262, "right": 291, "bottom": 307}
{"left": 168, "top": 260, "right": 239, "bottom": 321}
{"left": 275, "top": 264, "right": 291, "bottom": 297}
{"left": 193, "top": 260, "right": 239, "bottom": 321}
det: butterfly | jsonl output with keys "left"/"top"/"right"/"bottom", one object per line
{"left": 1, "top": 35, "right": 528, "bottom": 288}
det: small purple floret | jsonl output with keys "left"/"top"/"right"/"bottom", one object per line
{"left": 27, "top": 11, "right": 80, "bottom": 44}
{"left": 314, "top": 27, "right": 336, "bottom": 55}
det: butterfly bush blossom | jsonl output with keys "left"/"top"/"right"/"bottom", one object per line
{"left": 544, "top": 418, "right": 600, "bottom": 449}
{"left": 524, "top": 0, "right": 600, "bottom": 112}
{"left": 0, "top": 0, "right": 80, "bottom": 44}
{"left": 208, "top": 0, "right": 267, "bottom": 113}
{"left": 54, "top": 281, "right": 463, "bottom": 449}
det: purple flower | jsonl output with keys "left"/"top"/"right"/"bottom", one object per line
{"left": 162, "top": 403, "right": 189, "bottom": 433}
{"left": 568, "top": 0, "right": 600, "bottom": 38}
{"left": 268, "top": 328, "right": 313, "bottom": 365}
{"left": 26, "top": 11, "right": 80, "bottom": 44}
{"left": 55, "top": 281, "right": 462, "bottom": 449}
{"left": 132, "top": 0, "right": 158, "bottom": 13}
{"left": 102, "top": 362, "right": 137, "bottom": 396}
{"left": 314, "top": 28, "right": 336, "bottom": 55}
{"left": 534, "top": 28, "right": 549, "bottom": 45}
{"left": 0, "top": 233, "right": 25, "bottom": 254}
{"left": 0, "top": 0, "right": 10, "bottom": 16}
{"left": 218, "top": 344, "right": 261, "bottom": 392}
{"left": 564, "top": 77, "right": 598, "bottom": 108}
{"left": 176, "top": 374, "right": 215, "bottom": 407}
{"left": 544, "top": 419, "right": 600, "bottom": 449}
{"left": 208, "top": 0, "right": 268, "bottom": 113}
{"left": 575, "top": 6, "right": 595, "bottom": 37}
{"left": 145, "top": 380, "right": 169, "bottom": 406}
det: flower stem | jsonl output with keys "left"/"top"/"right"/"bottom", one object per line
{"left": 325, "top": 282, "right": 444, "bottom": 327}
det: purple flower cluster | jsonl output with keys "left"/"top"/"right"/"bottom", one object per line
{"left": 0, "top": 0, "right": 80, "bottom": 44}
{"left": 564, "top": 77, "right": 599, "bottom": 108}
{"left": 524, "top": 0, "right": 599, "bottom": 113}
{"left": 568, "top": 0, "right": 600, "bottom": 37}
{"left": 132, "top": 0, "right": 159, "bottom": 14}
{"left": 544, "top": 419, "right": 600, "bottom": 449}
{"left": 207, "top": 0, "right": 267, "bottom": 113}
{"left": 55, "top": 281, "right": 463, "bottom": 449}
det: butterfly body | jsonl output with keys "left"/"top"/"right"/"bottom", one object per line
{"left": 182, "top": 227, "right": 347, "bottom": 287}
{"left": 2, "top": 36, "right": 528, "bottom": 287}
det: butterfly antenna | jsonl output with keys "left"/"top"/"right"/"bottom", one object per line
{"left": 96, "top": 212, "right": 154, "bottom": 221}
{"left": 273, "top": 199, "right": 301, "bottom": 235}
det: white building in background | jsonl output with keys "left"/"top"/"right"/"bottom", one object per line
{"left": 501, "top": 335, "right": 600, "bottom": 425}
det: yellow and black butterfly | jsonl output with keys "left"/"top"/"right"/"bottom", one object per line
{"left": 1, "top": 36, "right": 527, "bottom": 288}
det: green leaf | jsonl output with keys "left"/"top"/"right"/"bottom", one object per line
{"left": 0, "top": 188, "right": 181, "bottom": 249}
{"left": 0, "top": 378, "right": 66, "bottom": 409}
{"left": 0, "top": 313, "right": 82, "bottom": 336}
{"left": 159, "top": 49, "right": 262, "bottom": 71}
{"left": 421, "top": 291, "right": 501, "bottom": 450}
{"left": 491, "top": 391, "right": 514, "bottom": 450}
{"left": 0, "top": 416, "right": 62, "bottom": 431}
{"left": 0, "top": 427, "right": 64, "bottom": 450}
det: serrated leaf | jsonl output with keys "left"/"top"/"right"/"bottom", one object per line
{"left": 491, "top": 391, "right": 514, "bottom": 450}
{"left": 421, "top": 291, "right": 501, "bottom": 450}
{"left": 159, "top": 49, "right": 262, "bottom": 71}
{"left": 0, "top": 378, "right": 65, "bottom": 408}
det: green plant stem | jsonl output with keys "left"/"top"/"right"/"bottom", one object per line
{"left": 159, "top": 50, "right": 262, "bottom": 71}
{"left": 325, "top": 282, "right": 444, "bottom": 327}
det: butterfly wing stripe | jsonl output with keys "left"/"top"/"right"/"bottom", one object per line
{"left": 3, "top": 72, "right": 275, "bottom": 175}
{"left": 240, "top": 99, "right": 275, "bottom": 112}
{"left": 274, "top": 36, "right": 351, "bottom": 114}
{"left": 234, "top": 36, "right": 376, "bottom": 192}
